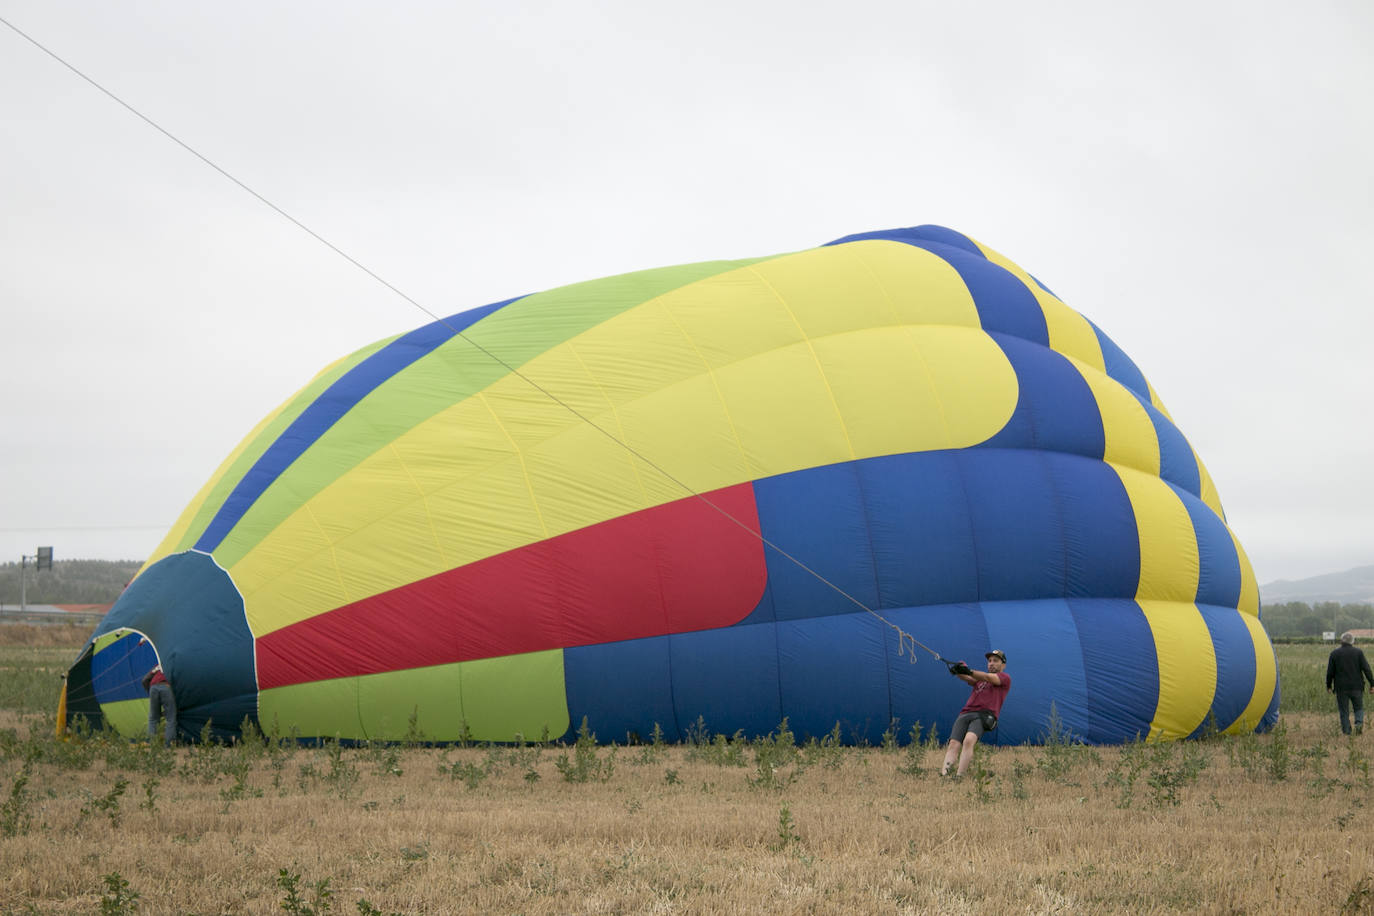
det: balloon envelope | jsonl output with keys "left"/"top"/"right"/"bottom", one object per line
{"left": 65, "top": 225, "right": 1279, "bottom": 745}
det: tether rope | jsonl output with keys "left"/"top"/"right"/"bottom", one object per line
{"left": 2, "top": 14, "right": 956, "bottom": 673}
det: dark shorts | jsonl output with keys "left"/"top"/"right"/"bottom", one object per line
{"left": 950, "top": 711, "right": 988, "bottom": 743}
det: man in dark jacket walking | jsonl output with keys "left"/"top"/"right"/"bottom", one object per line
{"left": 1326, "top": 632, "right": 1374, "bottom": 735}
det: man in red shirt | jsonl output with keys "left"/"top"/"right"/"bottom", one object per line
{"left": 940, "top": 650, "right": 1010, "bottom": 778}
{"left": 145, "top": 665, "right": 177, "bottom": 746}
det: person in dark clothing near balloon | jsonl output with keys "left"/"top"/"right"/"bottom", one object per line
{"left": 143, "top": 664, "right": 177, "bottom": 746}
{"left": 1326, "top": 632, "right": 1374, "bottom": 736}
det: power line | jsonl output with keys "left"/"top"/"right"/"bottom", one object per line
{"left": 0, "top": 14, "right": 447, "bottom": 329}
{"left": 1, "top": 14, "right": 944, "bottom": 668}
{"left": 0, "top": 525, "right": 167, "bottom": 533}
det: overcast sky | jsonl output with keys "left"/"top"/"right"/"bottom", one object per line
{"left": 1, "top": 2, "right": 1370, "bottom": 588}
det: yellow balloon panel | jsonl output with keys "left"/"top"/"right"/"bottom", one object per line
{"left": 1139, "top": 599, "right": 1217, "bottom": 740}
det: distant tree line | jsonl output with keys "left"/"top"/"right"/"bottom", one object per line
{"left": 0, "top": 559, "right": 143, "bottom": 607}
{"left": 1261, "top": 601, "right": 1374, "bottom": 639}
{"left": 1, "top": 558, "right": 1367, "bottom": 636}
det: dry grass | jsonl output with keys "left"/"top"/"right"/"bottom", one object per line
{"left": 2, "top": 628, "right": 1371, "bottom": 914}
{"left": 0, "top": 623, "right": 91, "bottom": 649}
{"left": 2, "top": 715, "right": 1372, "bottom": 914}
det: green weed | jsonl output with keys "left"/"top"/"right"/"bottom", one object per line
{"left": 99, "top": 872, "right": 140, "bottom": 915}
{"left": 1341, "top": 875, "right": 1374, "bottom": 915}
{"left": 367, "top": 741, "right": 404, "bottom": 778}
{"left": 554, "top": 718, "right": 615, "bottom": 783}
{"left": 633, "top": 723, "right": 666, "bottom": 765}
{"left": 232, "top": 716, "right": 269, "bottom": 761}
{"left": 771, "top": 803, "right": 801, "bottom": 851}
{"left": 322, "top": 738, "right": 360, "bottom": 799}
{"left": 278, "top": 867, "right": 333, "bottom": 915}
{"left": 437, "top": 754, "right": 492, "bottom": 789}
{"left": 1303, "top": 743, "right": 1336, "bottom": 798}
{"left": 880, "top": 718, "right": 901, "bottom": 752}
{"left": 181, "top": 721, "right": 227, "bottom": 783}
{"left": 1229, "top": 721, "right": 1294, "bottom": 782}
{"left": 682, "top": 721, "right": 749, "bottom": 767}
{"left": 45, "top": 716, "right": 100, "bottom": 770}
{"left": 684, "top": 715, "right": 711, "bottom": 747}
{"left": 749, "top": 719, "right": 804, "bottom": 790}
{"left": 1105, "top": 741, "right": 1151, "bottom": 808}
{"left": 968, "top": 753, "right": 995, "bottom": 803}
{"left": 218, "top": 761, "right": 262, "bottom": 810}
{"left": 139, "top": 775, "right": 159, "bottom": 813}
{"left": 1345, "top": 740, "right": 1372, "bottom": 786}
{"left": 1, "top": 757, "right": 35, "bottom": 836}
{"left": 800, "top": 722, "right": 846, "bottom": 770}
{"left": 265, "top": 728, "right": 298, "bottom": 792}
{"left": 402, "top": 707, "right": 427, "bottom": 748}
{"left": 1264, "top": 721, "right": 1295, "bottom": 781}
{"left": 82, "top": 777, "right": 129, "bottom": 827}
{"left": 296, "top": 761, "right": 321, "bottom": 793}
{"left": 1145, "top": 742, "right": 1207, "bottom": 807}
{"left": 896, "top": 722, "right": 932, "bottom": 776}
{"left": 1011, "top": 760, "right": 1033, "bottom": 800}
{"left": 1036, "top": 703, "right": 1099, "bottom": 784}
{"left": 0, "top": 726, "right": 18, "bottom": 762}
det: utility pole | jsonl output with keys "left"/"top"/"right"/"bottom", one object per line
{"left": 19, "top": 546, "right": 53, "bottom": 612}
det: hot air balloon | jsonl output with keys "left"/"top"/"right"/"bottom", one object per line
{"left": 62, "top": 225, "right": 1279, "bottom": 746}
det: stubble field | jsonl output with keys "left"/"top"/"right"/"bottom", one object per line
{"left": 1, "top": 625, "right": 1370, "bottom": 915}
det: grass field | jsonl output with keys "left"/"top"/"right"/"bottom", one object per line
{"left": 2, "top": 625, "right": 1372, "bottom": 914}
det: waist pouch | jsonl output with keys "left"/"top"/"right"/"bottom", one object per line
{"left": 978, "top": 711, "right": 998, "bottom": 731}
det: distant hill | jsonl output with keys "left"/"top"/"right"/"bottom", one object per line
{"left": 0, "top": 559, "right": 143, "bottom": 608}
{"left": 1261, "top": 565, "right": 1374, "bottom": 605}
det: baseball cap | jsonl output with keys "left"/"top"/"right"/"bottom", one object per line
{"left": 985, "top": 649, "right": 1007, "bottom": 662}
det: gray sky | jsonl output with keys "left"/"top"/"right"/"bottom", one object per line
{"left": 1, "top": 2, "right": 1370, "bottom": 587}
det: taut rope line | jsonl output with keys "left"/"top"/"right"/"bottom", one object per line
{"left": 2, "top": 14, "right": 949, "bottom": 669}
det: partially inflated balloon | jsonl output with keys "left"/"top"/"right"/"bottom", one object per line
{"left": 64, "top": 225, "right": 1278, "bottom": 745}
